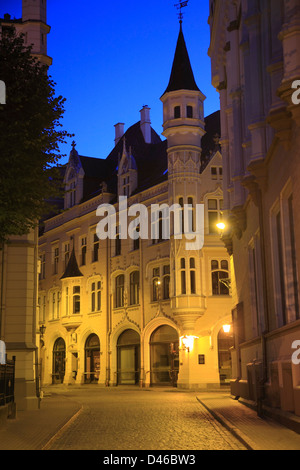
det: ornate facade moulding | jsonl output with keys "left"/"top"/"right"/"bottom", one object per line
{"left": 246, "top": 158, "right": 268, "bottom": 194}
{"left": 228, "top": 206, "right": 247, "bottom": 241}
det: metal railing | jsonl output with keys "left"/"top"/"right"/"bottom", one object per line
{"left": 0, "top": 357, "right": 15, "bottom": 406}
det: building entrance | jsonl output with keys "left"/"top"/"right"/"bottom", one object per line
{"left": 52, "top": 337, "right": 66, "bottom": 384}
{"left": 85, "top": 334, "right": 100, "bottom": 383}
{"left": 218, "top": 327, "right": 234, "bottom": 385}
{"left": 117, "top": 329, "right": 140, "bottom": 385}
{"left": 150, "top": 325, "right": 179, "bottom": 387}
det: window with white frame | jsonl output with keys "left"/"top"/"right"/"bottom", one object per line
{"left": 130, "top": 271, "right": 140, "bottom": 305}
{"left": 64, "top": 242, "right": 70, "bottom": 269}
{"left": 53, "top": 246, "right": 59, "bottom": 275}
{"left": 81, "top": 237, "right": 87, "bottom": 266}
{"left": 115, "top": 274, "right": 125, "bottom": 308}
{"left": 163, "top": 265, "right": 170, "bottom": 300}
{"left": 211, "top": 260, "right": 230, "bottom": 295}
{"left": 49, "top": 290, "right": 60, "bottom": 320}
{"left": 39, "top": 253, "right": 46, "bottom": 280}
{"left": 92, "top": 233, "right": 99, "bottom": 262}
{"left": 207, "top": 198, "right": 223, "bottom": 234}
{"left": 73, "top": 286, "right": 81, "bottom": 314}
{"left": 180, "top": 258, "right": 186, "bottom": 295}
{"left": 152, "top": 267, "right": 160, "bottom": 302}
{"left": 91, "top": 280, "right": 101, "bottom": 312}
{"left": 190, "top": 258, "right": 196, "bottom": 294}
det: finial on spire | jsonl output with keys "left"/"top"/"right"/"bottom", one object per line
{"left": 174, "top": 1, "right": 189, "bottom": 26}
{"left": 71, "top": 140, "right": 76, "bottom": 150}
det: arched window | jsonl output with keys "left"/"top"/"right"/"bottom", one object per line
{"left": 52, "top": 338, "right": 65, "bottom": 384}
{"left": 150, "top": 325, "right": 179, "bottom": 386}
{"left": 130, "top": 271, "right": 140, "bottom": 305}
{"left": 117, "top": 329, "right": 140, "bottom": 385}
{"left": 115, "top": 274, "right": 125, "bottom": 308}
{"left": 211, "top": 260, "right": 230, "bottom": 295}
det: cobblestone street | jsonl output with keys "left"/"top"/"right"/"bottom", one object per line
{"left": 44, "top": 387, "right": 246, "bottom": 450}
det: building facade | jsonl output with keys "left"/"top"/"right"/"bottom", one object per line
{"left": 0, "top": 0, "right": 52, "bottom": 410}
{"left": 38, "top": 25, "right": 233, "bottom": 390}
{"left": 208, "top": 0, "right": 300, "bottom": 416}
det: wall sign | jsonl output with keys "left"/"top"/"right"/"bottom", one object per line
{"left": 198, "top": 354, "right": 205, "bottom": 365}
{"left": 0, "top": 340, "right": 6, "bottom": 365}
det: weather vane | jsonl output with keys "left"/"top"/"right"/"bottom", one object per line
{"left": 174, "top": 0, "right": 189, "bottom": 24}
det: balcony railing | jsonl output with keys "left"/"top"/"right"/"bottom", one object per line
{"left": 0, "top": 357, "right": 16, "bottom": 407}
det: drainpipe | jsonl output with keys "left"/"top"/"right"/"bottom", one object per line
{"left": 0, "top": 241, "right": 5, "bottom": 341}
{"left": 257, "top": 185, "right": 269, "bottom": 417}
{"left": 33, "top": 227, "right": 41, "bottom": 406}
{"left": 106, "top": 235, "right": 111, "bottom": 386}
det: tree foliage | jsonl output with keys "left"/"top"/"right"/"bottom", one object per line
{"left": 0, "top": 27, "right": 72, "bottom": 242}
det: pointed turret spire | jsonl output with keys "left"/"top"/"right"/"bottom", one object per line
{"left": 162, "top": 25, "right": 200, "bottom": 95}
{"left": 60, "top": 248, "right": 83, "bottom": 280}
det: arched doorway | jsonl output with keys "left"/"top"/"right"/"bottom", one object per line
{"left": 117, "top": 329, "right": 140, "bottom": 385}
{"left": 85, "top": 334, "right": 100, "bottom": 383}
{"left": 150, "top": 325, "right": 179, "bottom": 387}
{"left": 52, "top": 338, "right": 66, "bottom": 384}
{"left": 218, "top": 327, "right": 234, "bottom": 385}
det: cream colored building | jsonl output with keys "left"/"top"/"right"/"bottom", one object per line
{"left": 208, "top": 0, "right": 300, "bottom": 416}
{"left": 38, "top": 25, "right": 233, "bottom": 390}
{"left": 0, "top": 0, "right": 52, "bottom": 410}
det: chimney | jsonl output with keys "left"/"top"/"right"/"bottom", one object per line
{"left": 114, "top": 123, "right": 125, "bottom": 147}
{"left": 140, "top": 106, "right": 151, "bottom": 144}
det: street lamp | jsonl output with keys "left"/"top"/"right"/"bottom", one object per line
{"left": 180, "top": 335, "right": 198, "bottom": 353}
{"left": 216, "top": 222, "right": 226, "bottom": 231}
{"left": 39, "top": 324, "right": 46, "bottom": 339}
{"left": 222, "top": 324, "right": 231, "bottom": 334}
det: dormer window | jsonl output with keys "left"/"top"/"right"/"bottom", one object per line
{"left": 66, "top": 169, "right": 77, "bottom": 208}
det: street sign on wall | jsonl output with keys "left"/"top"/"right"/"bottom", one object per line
{"left": 0, "top": 340, "right": 6, "bottom": 365}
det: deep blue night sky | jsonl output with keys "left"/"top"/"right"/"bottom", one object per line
{"left": 1, "top": 0, "right": 220, "bottom": 164}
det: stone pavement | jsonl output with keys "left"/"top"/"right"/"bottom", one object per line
{"left": 0, "top": 391, "right": 82, "bottom": 450}
{"left": 197, "top": 392, "right": 300, "bottom": 451}
{"left": 0, "top": 387, "right": 300, "bottom": 450}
